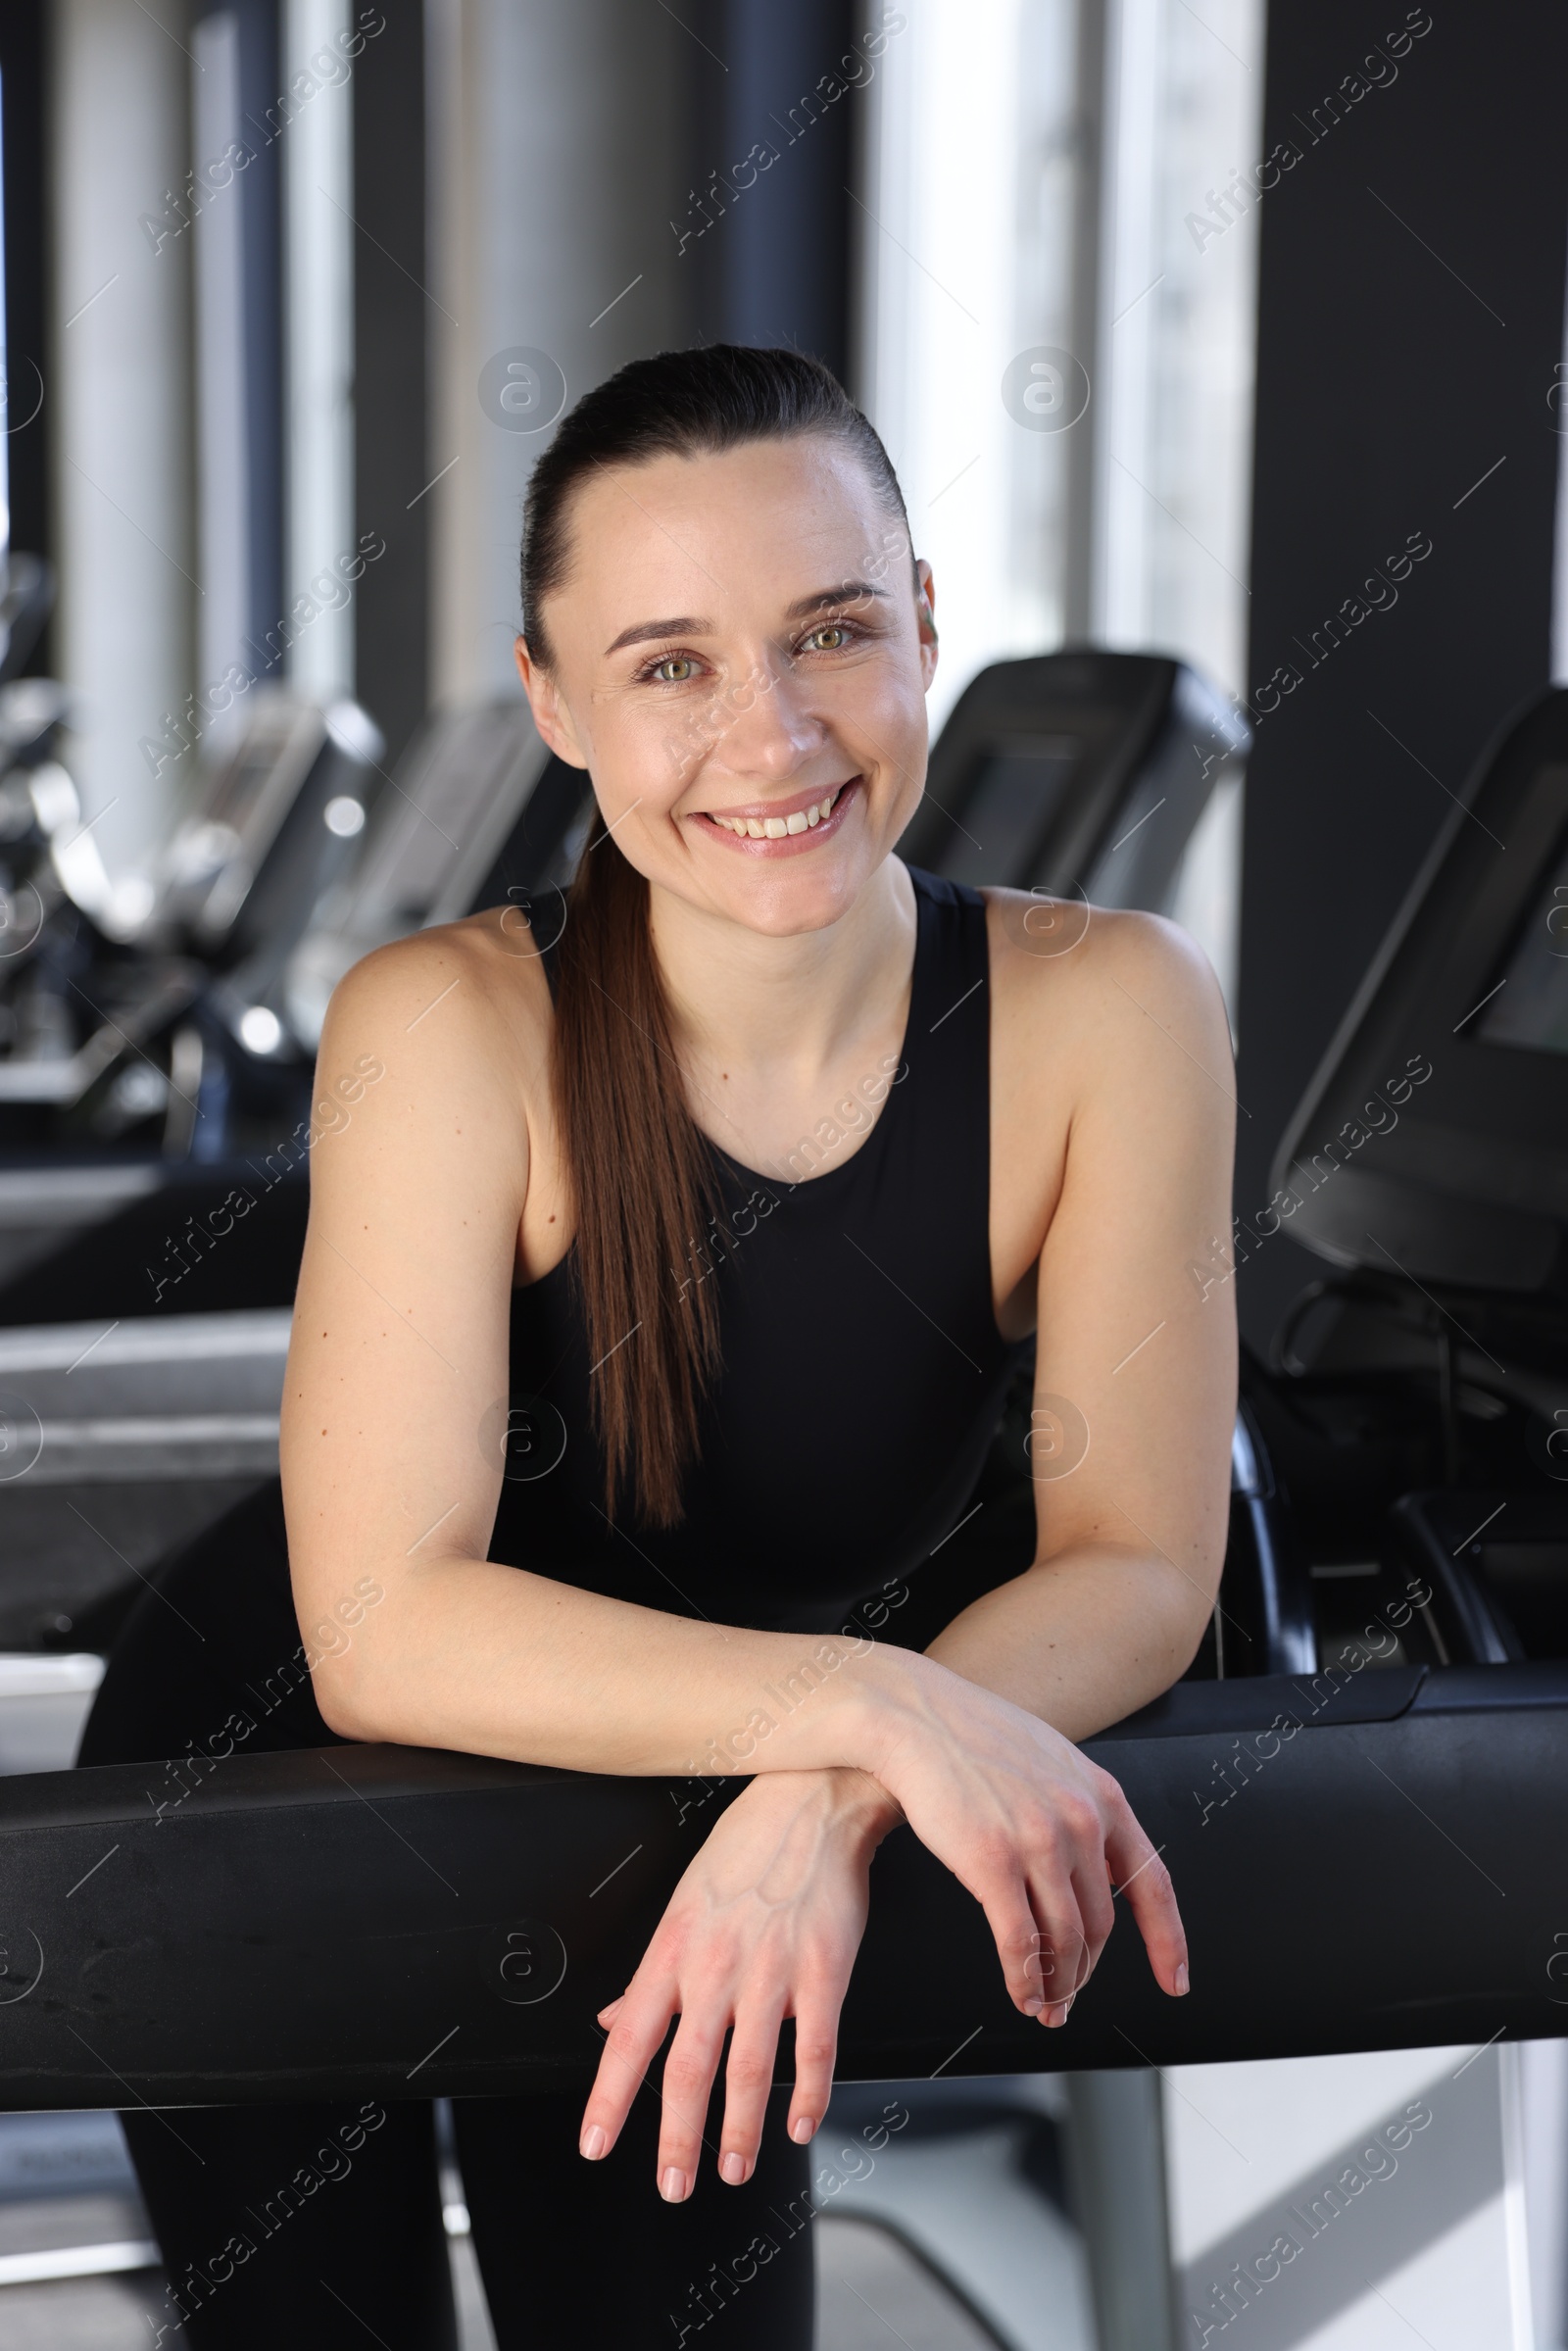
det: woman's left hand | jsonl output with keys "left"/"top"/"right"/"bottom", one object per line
{"left": 578, "top": 1766, "right": 902, "bottom": 2198}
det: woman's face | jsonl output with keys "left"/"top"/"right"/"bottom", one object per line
{"left": 515, "top": 436, "right": 937, "bottom": 936}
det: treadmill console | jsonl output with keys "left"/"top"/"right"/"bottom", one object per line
{"left": 280, "top": 701, "right": 586, "bottom": 1048}
{"left": 1474, "top": 799, "right": 1568, "bottom": 1057}
{"left": 897, "top": 649, "right": 1249, "bottom": 907}
{"left": 1271, "top": 694, "right": 1568, "bottom": 1296}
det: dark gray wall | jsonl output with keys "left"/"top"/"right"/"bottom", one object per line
{"left": 1236, "top": 0, "right": 1568, "bottom": 1353}
{"left": 2, "top": 0, "right": 50, "bottom": 665}
{"left": 353, "top": 0, "right": 427, "bottom": 767}
{"left": 682, "top": 0, "right": 859, "bottom": 379}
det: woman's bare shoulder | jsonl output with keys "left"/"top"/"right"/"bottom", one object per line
{"left": 321, "top": 908, "right": 555, "bottom": 1079}
{"left": 981, "top": 890, "right": 1234, "bottom": 1150}
{"left": 300, "top": 910, "right": 555, "bottom": 1256}
{"left": 982, "top": 890, "right": 1227, "bottom": 1039}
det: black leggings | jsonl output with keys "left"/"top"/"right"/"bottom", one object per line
{"left": 78, "top": 1485, "right": 815, "bottom": 2349}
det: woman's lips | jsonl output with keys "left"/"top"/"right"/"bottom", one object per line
{"left": 692, "top": 776, "right": 860, "bottom": 855}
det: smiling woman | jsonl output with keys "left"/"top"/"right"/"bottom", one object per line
{"left": 78, "top": 345, "right": 1237, "bottom": 2349}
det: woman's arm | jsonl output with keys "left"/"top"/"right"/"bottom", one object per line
{"left": 925, "top": 903, "right": 1239, "bottom": 1736}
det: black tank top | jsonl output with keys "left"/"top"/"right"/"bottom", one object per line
{"left": 492, "top": 865, "right": 1018, "bottom": 1636}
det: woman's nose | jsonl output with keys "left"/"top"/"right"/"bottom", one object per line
{"left": 699, "top": 656, "right": 824, "bottom": 782}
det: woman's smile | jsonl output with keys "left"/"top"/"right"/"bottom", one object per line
{"left": 689, "top": 774, "right": 860, "bottom": 853}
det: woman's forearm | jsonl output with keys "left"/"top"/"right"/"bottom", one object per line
{"left": 922, "top": 1540, "right": 1214, "bottom": 1741}
{"left": 312, "top": 1534, "right": 1207, "bottom": 1775}
{"left": 315, "top": 1549, "right": 914, "bottom": 1778}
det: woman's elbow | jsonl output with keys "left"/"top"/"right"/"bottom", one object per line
{"left": 296, "top": 1583, "right": 392, "bottom": 1741}
{"left": 311, "top": 1667, "right": 377, "bottom": 1742}
{"left": 1166, "top": 1571, "right": 1223, "bottom": 1685}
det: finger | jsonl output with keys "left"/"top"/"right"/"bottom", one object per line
{"left": 596, "top": 1993, "right": 626, "bottom": 2025}
{"left": 1070, "top": 1853, "right": 1117, "bottom": 1978}
{"left": 786, "top": 1980, "right": 845, "bottom": 2147}
{"left": 716, "top": 1998, "right": 786, "bottom": 2185}
{"left": 1104, "top": 1803, "right": 1189, "bottom": 1994}
{"left": 1033, "top": 1927, "right": 1089, "bottom": 2019}
{"left": 972, "top": 1871, "right": 1061, "bottom": 2017}
{"left": 657, "top": 2010, "right": 729, "bottom": 2202}
{"left": 579, "top": 1978, "right": 674, "bottom": 2162}
{"left": 1015, "top": 1860, "right": 1091, "bottom": 2026}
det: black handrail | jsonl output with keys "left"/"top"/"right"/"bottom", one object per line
{"left": 0, "top": 1664, "right": 1560, "bottom": 2111}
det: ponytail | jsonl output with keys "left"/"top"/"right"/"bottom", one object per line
{"left": 549, "top": 809, "right": 727, "bottom": 1527}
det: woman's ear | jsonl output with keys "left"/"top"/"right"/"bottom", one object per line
{"left": 514, "top": 635, "right": 590, "bottom": 770}
{"left": 915, "top": 560, "right": 939, "bottom": 686}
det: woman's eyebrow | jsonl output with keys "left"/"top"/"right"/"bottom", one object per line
{"left": 783, "top": 582, "right": 890, "bottom": 618}
{"left": 604, "top": 613, "right": 711, "bottom": 655}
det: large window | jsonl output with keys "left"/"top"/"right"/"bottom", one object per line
{"left": 857, "top": 0, "right": 1086, "bottom": 729}
{"left": 856, "top": 0, "right": 1265, "bottom": 1010}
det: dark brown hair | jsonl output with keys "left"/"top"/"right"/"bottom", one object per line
{"left": 520, "top": 345, "right": 908, "bottom": 1526}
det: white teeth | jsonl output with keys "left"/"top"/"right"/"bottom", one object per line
{"left": 710, "top": 782, "right": 849, "bottom": 836}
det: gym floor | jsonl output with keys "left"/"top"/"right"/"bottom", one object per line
{"left": 0, "top": 2211, "right": 1000, "bottom": 2349}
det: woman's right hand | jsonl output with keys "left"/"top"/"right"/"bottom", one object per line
{"left": 859, "top": 1651, "right": 1190, "bottom": 2022}
{"left": 579, "top": 1763, "right": 899, "bottom": 2194}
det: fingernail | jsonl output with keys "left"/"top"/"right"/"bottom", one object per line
{"left": 720, "top": 2151, "right": 748, "bottom": 2185}
{"left": 1045, "top": 1999, "right": 1073, "bottom": 2027}
{"left": 661, "top": 2166, "right": 689, "bottom": 2202}
{"left": 1023, "top": 1997, "right": 1045, "bottom": 2017}
{"left": 580, "top": 2126, "right": 607, "bottom": 2161}
{"left": 790, "top": 2116, "right": 815, "bottom": 2144}
{"left": 1175, "top": 1962, "right": 1190, "bottom": 1996}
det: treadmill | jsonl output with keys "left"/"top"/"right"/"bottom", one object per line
{"left": 278, "top": 695, "right": 580, "bottom": 1052}
{"left": 899, "top": 646, "right": 1247, "bottom": 910}
{"left": 1249, "top": 680, "right": 1568, "bottom": 1673}
{"left": 0, "top": 698, "right": 577, "bottom": 1330}
{"left": 0, "top": 687, "right": 387, "bottom": 1155}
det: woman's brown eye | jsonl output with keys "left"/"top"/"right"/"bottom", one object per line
{"left": 656, "top": 656, "right": 695, "bottom": 683}
{"left": 812, "top": 626, "right": 847, "bottom": 651}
